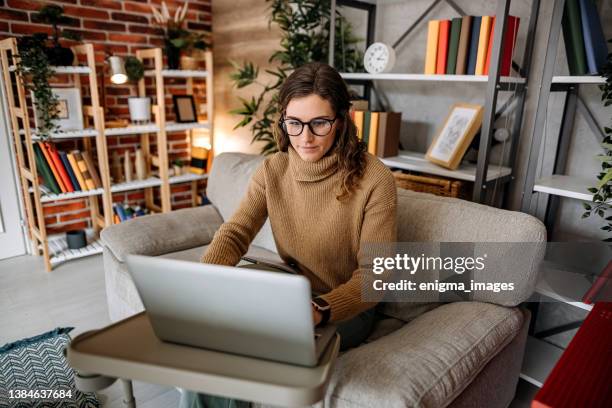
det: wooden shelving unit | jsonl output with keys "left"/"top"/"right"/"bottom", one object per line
{"left": 0, "top": 38, "right": 214, "bottom": 270}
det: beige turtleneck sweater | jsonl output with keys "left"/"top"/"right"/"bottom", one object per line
{"left": 201, "top": 146, "right": 397, "bottom": 322}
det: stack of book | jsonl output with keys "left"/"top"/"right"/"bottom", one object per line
{"left": 561, "top": 0, "right": 608, "bottom": 76}
{"left": 33, "top": 142, "right": 102, "bottom": 195}
{"left": 424, "top": 15, "right": 520, "bottom": 76}
{"left": 350, "top": 111, "right": 402, "bottom": 158}
{"left": 113, "top": 203, "right": 149, "bottom": 223}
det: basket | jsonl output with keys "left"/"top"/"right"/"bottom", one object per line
{"left": 392, "top": 171, "right": 471, "bottom": 199}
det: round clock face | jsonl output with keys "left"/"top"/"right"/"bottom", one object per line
{"left": 364, "top": 42, "right": 396, "bottom": 74}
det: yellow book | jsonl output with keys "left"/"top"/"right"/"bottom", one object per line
{"left": 424, "top": 20, "right": 440, "bottom": 74}
{"left": 475, "top": 16, "right": 492, "bottom": 75}
{"left": 353, "top": 111, "right": 365, "bottom": 140}
{"left": 67, "top": 152, "right": 88, "bottom": 191}
{"left": 368, "top": 112, "right": 379, "bottom": 155}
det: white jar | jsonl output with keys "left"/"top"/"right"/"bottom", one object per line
{"left": 128, "top": 97, "right": 151, "bottom": 123}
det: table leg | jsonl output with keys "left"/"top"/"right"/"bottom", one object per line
{"left": 120, "top": 379, "right": 136, "bottom": 408}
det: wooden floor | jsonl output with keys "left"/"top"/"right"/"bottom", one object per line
{"left": 0, "top": 253, "right": 537, "bottom": 407}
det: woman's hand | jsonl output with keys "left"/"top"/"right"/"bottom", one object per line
{"left": 312, "top": 304, "right": 323, "bottom": 326}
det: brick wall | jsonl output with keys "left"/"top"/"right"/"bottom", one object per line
{"left": 0, "top": 0, "right": 212, "bottom": 234}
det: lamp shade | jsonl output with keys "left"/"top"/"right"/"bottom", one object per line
{"left": 109, "top": 56, "right": 127, "bottom": 84}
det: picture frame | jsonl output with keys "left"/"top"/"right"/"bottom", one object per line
{"left": 33, "top": 88, "right": 84, "bottom": 131}
{"left": 173, "top": 95, "right": 197, "bottom": 123}
{"left": 425, "top": 103, "right": 484, "bottom": 170}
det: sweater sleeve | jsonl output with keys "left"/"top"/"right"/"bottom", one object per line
{"left": 200, "top": 163, "right": 268, "bottom": 266}
{"left": 320, "top": 171, "right": 398, "bottom": 322}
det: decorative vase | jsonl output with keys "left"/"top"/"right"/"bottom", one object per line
{"left": 165, "top": 41, "right": 180, "bottom": 69}
{"left": 135, "top": 149, "right": 146, "bottom": 180}
{"left": 180, "top": 56, "right": 198, "bottom": 70}
{"left": 66, "top": 230, "right": 87, "bottom": 249}
{"left": 124, "top": 151, "right": 133, "bottom": 182}
{"left": 128, "top": 97, "right": 151, "bottom": 123}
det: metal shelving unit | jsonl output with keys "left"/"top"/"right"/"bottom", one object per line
{"left": 331, "top": 0, "right": 541, "bottom": 206}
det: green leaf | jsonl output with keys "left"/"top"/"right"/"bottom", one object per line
{"left": 583, "top": 202, "right": 592, "bottom": 210}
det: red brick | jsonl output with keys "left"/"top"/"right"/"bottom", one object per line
{"left": 168, "top": 134, "right": 187, "bottom": 141}
{"left": 124, "top": 1, "right": 153, "bottom": 13}
{"left": 127, "top": 192, "right": 145, "bottom": 201}
{"left": 0, "top": 22, "right": 8, "bottom": 32}
{"left": 148, "top": 37, "right": 164, "bottom": 47}
{"left": 111, "top": 12, "right": 148, "bottom": 24}
{"left": 96, "top": 44, "right": 128, "bottom": 55}
{"left": 172, "top": 202, "right": 192, "bottom": 210}
{"left": 187, "top": 22, "right": 211, "bottom": 32}
{"left": 111, "top": 193, "right": 127, "bottom": 203}
{"left": 63, "top": 6, "right": 109, "bottom": 20}
{"left": 44, "top": 215, "right": 58, "bottom": 225}
{"left": 10, "top": 23, "right": 52, "bottom": 35}
{"left": 108, "top": 33, "right": 148, "bottom": 44}
{"left": 81, "top": 0, "right": 121, "bottom": 10}
{"left": 170, "top": 184, "right": 191, "bottom": 193}
{"left": 116, "top": 136, "right": 139, "bottom": 144}
{"left": 63, "top": 28, "right": 107, "bottom": 42}
{"left": 47, "top": 220, "right": 89, "bottom": 234}
{"left": 199, "top": 13, "right": 212, "bottom": 22}
{"left": 31, "top": 13, "right": 80, "bottom": 27}
{"left": 59, "top": 209, "right": 92, "bottom": 223}
{"left": 0, "top": 9, "right": 28, "bottom": 21}
{"left": 43, "top": 201, "right": 87, "bottom": 216}
{"left": 129, "top": 25, "right": 164, "bottom": 36}
{"left": 83, "top": 20, "right": 126, "bottom": 32}
{"left": 6, "top": 0, "right": 40, "bottom": 10}
{"left": 171, "top": 143, "right": 189, "bottom": 150}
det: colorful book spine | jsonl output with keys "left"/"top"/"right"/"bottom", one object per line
{"left": 38, "top": 142, "right": 67, "bottom": 193}
{"left": 67, "top": 152, "right": 88, "bottom": 191}
{"left": 578, "top": 0, "right": 608, "bottom": 74}
{"left": 48, "top": 143, "right": 74, "bottom": 192}
{"left": 81, "top": 151, "right": 102, "bottom": 188}
{"left": 446, "top": 17, "right": 463, "bottom": 75}
{"left": 74, "top": 151, "right": 96, "bottom": 190}
{"left": 484, "top": 16, "right": 496, "bottom": 75}
{"left": 475, "top": 16, "right": 492, "bottom": 75}
{"left": 353, "top": 111, "right": 365, "bottom": 140}
{"left": 466, "top": 16, "right": 482, "bottom": 75}
{"left": 59, "top": 151, "right": 81, "bottom": 191}
{"left": 368, "top": 112, "right": 379, "bottom": 155}
{"left": 455, "top": 16, "right": 473, "bottom": 75}
{"left": 500, "top": 16, "right": 520, "bottom": 76}
{"left": 376, "top": 112, "right": 402, "bottom": 158}
{"left": 424, "top": 20, "right": 440, "bottom": 74}
{"left": 562, "top": 0, "right": 587, "bottom": 75}
{"left": 33, "top": 143, "right": 61, "bottom": 194}
{"left": 362, "top": 111, "right": 371, "bottom": 145}
{"left": 436, "top": 20, "right": 451, "bottom": 74}
{"left": 114, "top": 203, "right": 128, "bottom": 222}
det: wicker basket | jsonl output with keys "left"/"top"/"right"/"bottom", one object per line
{"left": 392, "top": 171, "right": 471, "bottom": 199}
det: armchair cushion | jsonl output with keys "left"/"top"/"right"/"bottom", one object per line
{"left": 100, "top": 205, "right": 223, "bottom": 263}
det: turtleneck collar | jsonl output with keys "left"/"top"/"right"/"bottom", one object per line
{"left": 288, "top": 145, "right": 339, "bottom": 182}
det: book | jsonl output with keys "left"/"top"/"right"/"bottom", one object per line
{"left": 67, "top": 152, "right": 88, "bottom": 191}
{"left": 562, "top": 0, "right": 587, "bottom": 75}
{"left": 466, "top": 16, "right": 482, "bottom": 74}
{"left": 446, "top": 17, "right": 463, "bottom": 75}
{"left": 33, "top": 143, "right": 61, "bottom": 194}
{"left": 436, "top": 20, "right": 451, "bottom": 74}
{"left": 455, "top": 16, "right": 473, "bottom": 75}
{"left": 424, "top": 20, "right": 441, "bottom": 74}
{"left": 368, "top": 112, "right": 380, "bottom": 155}
{"left": 363, "top": 111, "right": 372, "bottom": 145}
{"left": 484, "top": 16, "right": 520, "bottom": 76}
{"left": 48, "top": 143, "right": 74, "bottom": 192}
{"left": 114, "top": 203, "right": 128, "bottom": 222}
{"left": 58, "top": 151, "right": 81, "bottom": 191}
{"left": 376, "top": 112, "right": 402, "bottom": 158}
{"left": 578, "top": 0, "right": 608, "bottom": 74}
{"left": 74, "top": 151, "right": 96, "bottom": 190}
{"left": 475, "top": 16, "right": 493, "bottom": 75}
{"left": 353, "top": 110, "right": 365, "bottom": 140}
{"left": 484, "top": 16, "right": 496, "bottom": 75}
{"left": 241, "top": 255, "right": 299, "bottom": 275}
{"left": 38, "top": 142, "right": 67, "bottom": 193}
{"left": 190, "top": 146, "right": 208, "bottom": 175}
{"left": 81, "top": 151, "right": 102, "bottom": 188}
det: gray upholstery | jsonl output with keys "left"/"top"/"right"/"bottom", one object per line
{"left": 101, "top": 152, "right": 547, "bottom": 408}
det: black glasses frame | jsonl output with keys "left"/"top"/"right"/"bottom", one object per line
{"left": 280, "top": 116, "right": 337, "bottom": 137}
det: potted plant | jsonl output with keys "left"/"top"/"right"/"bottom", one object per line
{"left": 124, "top": 56, "right": 152, "bottom": 124}
{"left": 35, "top": 5, "right": 81, "bottom": 65}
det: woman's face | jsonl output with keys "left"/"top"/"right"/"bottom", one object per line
{"left": 284, "top": 94, "right": 339, "bottom": 162}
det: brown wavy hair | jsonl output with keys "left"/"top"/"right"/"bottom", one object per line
{"left": 273, "top": 62, "right": 367, "bottom": 200}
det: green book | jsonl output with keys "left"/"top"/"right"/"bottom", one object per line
{"left": 446, "top": 17, "right": 463, "bottom": 75}
{"left": 362, "top": 111, "right": 371, "bottom": 145}
{"left": 562, "top": 0, "right": 587, "bottom": 75}
{"left": 33, "top": 143, "right": 61, "bottom": 194}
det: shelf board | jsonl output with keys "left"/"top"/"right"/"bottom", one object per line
{"left": 551, "top": 76, "right": 605, "bottom": 84}
{"left": 110, "top": 177, "right": 162, "bottom": 193}
{"left": 29, "top": 121, "right": 209, "bottom": 140}
{"left": 9, "top": 65, "right": 92, "bottom": 74}
{"left": 536, "top": 260, "right": 594, "bottom": 311}
{"left": 533, "top": 175, "right": 600, "bottom": 202}
{"left": 47, "top": 230, "right": 103, "bottom": 266}
{"left": 145, "top": 69, "right": 208, "bottom": 78}
{"left": 35, "top": 187, "right": 104, "bottom": 203}
{"left": 168, "top": 173, "right": 208, "bottom": 184}
{"left": 520, "top": 336, "right": 564, "bottom": 388}
{"left": 340, "top": 72, "right": 526, "bottom": 83}
{"left": 381, "top": 151, "right": 512, "bottom": 182}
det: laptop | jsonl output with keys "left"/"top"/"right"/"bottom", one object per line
{"left": 125, "top": 255, "right": 336, "bottom": 367}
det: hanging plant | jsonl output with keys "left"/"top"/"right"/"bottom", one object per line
{"left": 229, "top": 0, "right": 364, "bottom": 155}
{"left": 582, "top": 40, "right": 612, "bottom": 242}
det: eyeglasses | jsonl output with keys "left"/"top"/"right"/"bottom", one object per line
{"left": 281, "top": 116, "right": 337, "bottom": 137}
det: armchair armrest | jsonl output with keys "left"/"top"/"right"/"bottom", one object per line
{"left": 100, "top": 205, "right": 223, "bottom": 262}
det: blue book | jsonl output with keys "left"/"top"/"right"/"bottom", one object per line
{"left": 579, "top": 0, "right": 608, "bottom": 74}
{"left": 58, "top": 151, "right": 81, "bottom": 191}
{"left": 114, "top": 203, "right": 127, "bottom": 222}
{"left": 466, "top": 16, "right": 482, "bottom": 75}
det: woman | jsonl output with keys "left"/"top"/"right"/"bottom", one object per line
{"left": 184, "top": 62, "right": 397, "bottom": 408}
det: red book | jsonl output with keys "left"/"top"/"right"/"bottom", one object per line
{"left": 484, "top": 16, "right": 520, "bottom": 76}
{"left": 38, "top": 142, "right": 67, "bottom": 193}
{"left": 532, "top": 302, "right": 612, "bottom": 408}
{"left": 436, "top": 20, "right": 451, "bottom": 74}
{"left": 48, "top": 143, "right": 74, "bottom": 192}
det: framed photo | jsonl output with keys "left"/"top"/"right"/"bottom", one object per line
{"left": 173, "top": 95, "right": 197, "bottom": 123}
{"left": 33, "top": 88, "right": 84, "bottom": 131}
{"left": 425, "top": 103, "right": 484, "bottom": 170}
